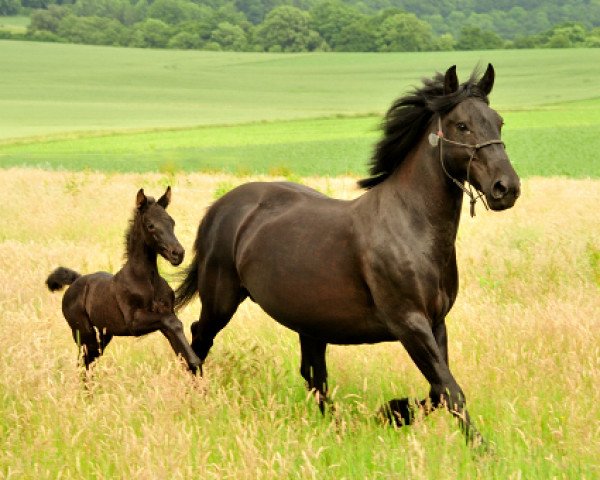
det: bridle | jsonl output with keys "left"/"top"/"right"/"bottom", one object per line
{"left": 429, "top": 115, "right": 504, "bottom": 217}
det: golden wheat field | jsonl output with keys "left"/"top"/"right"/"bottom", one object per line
{"left": 0, "top": 168, "right": 599, "bottom": 479}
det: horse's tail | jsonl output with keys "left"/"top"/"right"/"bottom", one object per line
{"left": 46, "top": 267, "right": 81, "bottom": 292}
{"left": 174, "top": 247, "right": 200, "bottom": 311}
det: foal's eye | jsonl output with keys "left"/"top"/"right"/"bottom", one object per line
{"left": 456, "top": 122, "right": 469, "bottom": 132}
{"left": 146, "top": 223, "right": 155, "bottom": 231}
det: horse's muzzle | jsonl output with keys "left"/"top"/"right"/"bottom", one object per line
{"left": 487, "top": 175, "right": 521, "bottom": 210}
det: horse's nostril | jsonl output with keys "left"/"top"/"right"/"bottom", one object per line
{"left": 492, "top": 179, "right": 509, "bottom": 199}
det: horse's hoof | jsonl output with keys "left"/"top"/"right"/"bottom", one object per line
{"left": 191, "top": 364, "right": 203, "bottom": 376}
{"left": 378, "top": 398, "right": 415, "bottom": 427}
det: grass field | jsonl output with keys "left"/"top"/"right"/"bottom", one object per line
{"left": 2, "top": 100, "right": 599, "bottom": 178}
{"left": 1, "top": 42, "right": 599, "bottom": 478}
{"left": 2, "top": 41, "right": 600, "bottom": 178}
{"left": 1, "top": 41, "right": 600, "bottom": 140}
{"left": 0, "top": 169, "right": 598, "bottom": 478}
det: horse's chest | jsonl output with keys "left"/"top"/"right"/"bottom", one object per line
{"left": 366, "top": 245, "right": 457, "bottom": 321}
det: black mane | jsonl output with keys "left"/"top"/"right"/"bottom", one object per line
{"left": 358, "top": 69, "right": 490, "bottom": 189}
{"left": 124, "top": 197, "right": 155, "bottom": 259}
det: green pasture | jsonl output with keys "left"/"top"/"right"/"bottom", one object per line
{"left": 2, "top": 41, "right": 600, "bottom": 178}
{"left": 2, "top": 99, "right": 599, "bottom": 178}
{"left": 2, "top": 40, "right": 600, "bottom": 140}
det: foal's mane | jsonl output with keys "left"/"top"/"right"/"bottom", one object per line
{"left": 358, "top": 69, "right": 490, "bottom": 189}
{"left": 124, "top": 197, "right": 155, "bottom": 259}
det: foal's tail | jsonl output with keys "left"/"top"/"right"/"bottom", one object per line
{"left": 174, "top": 250, "right": 200, "bottom": 311}
{"left": 46, "top": 267, "right": 81, "bottom": 292}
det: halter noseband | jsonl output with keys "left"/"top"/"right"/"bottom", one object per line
{"left": 429, "top": 116, "right": 504, "bottom": 217}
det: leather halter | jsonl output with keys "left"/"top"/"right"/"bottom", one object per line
{"left": 429, "top": 116, "right": 504, "bottom": 217}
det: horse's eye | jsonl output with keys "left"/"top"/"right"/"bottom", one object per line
{"left": 456, "top": 122, "right": 469, "bottom": 132}
{"left": 146, "top": 223, "right": 155, "bottom": 231}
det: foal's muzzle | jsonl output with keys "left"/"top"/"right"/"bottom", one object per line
{"left": 163, "top": 244, "right": 185, "bottom": 266}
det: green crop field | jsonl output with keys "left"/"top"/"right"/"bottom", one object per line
{"left": 1, "top": 41, "right": 600, "bottom": 178}
{"left": 2, "top": 101, "right": 599, "bottom": 178}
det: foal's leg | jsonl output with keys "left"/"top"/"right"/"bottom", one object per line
{"left": 129, "top": 310, "right": 201, "bottom": 373}
{"left": 299, "top": 335, "right": 329, "bottom": 414}
{"left": 71, "top": 328, "right": 102, "bottom": 370}
{"left": 63, "top": 283, "right": 103, "bottom": 370}
{"left": 387, "top": 312, "right": 479, "bottom": 443}
{"left": 159, "top": 314, "right": 202, "bottom": 373}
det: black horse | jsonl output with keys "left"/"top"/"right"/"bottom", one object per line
{"left": 47, "top": 187, "right": 201, "bottom": 373}
{"left": 175, "top": 65, "right": 520, "bottom": 440}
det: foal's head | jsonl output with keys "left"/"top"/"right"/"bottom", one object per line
{"left": 132, "top": 186, "right": 185, "bottom": 266}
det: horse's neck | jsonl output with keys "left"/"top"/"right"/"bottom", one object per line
{"left": 362, "top": 139, "right": 464, "bottom": 257}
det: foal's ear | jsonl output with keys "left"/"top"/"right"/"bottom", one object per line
{"left": 478, "top": 63, "right": 495, "bottom": 96}
{"left": 157, "top": 186, "right": 171, "bottom": 209}
{"left": 136, "top": 188, "right": 148, "bottom": 210}
{"left": 444, "top": 65, "right": 459, "bottom": 95}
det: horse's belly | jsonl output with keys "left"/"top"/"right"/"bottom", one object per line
{"left": 247, "top": 281, "right": 392, "bottom": 345}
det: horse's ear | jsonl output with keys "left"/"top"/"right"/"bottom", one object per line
{"left": 157, "top": 186, "right": 171, "bottom": 209}
{"left": 444, "top": 65, "right": 459, "bottom": 95}
{"left": 478, "top": 63, "right": 495, "bottom": 96}
{"left": 136, "top": 188, "right": 148, "bottom": 210}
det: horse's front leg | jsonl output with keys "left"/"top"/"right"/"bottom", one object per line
{"left": 386, "top": 311, "right": 482, "bottom": 445}
{"left": 131, "top": 310, "right": 201, "bottom": 373}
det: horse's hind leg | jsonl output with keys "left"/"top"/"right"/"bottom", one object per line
{"left": 299, "top": 334, "right": 329, "bottom": 414}
{"left": 190, "top": 267, "right": 246, "bottom": 365}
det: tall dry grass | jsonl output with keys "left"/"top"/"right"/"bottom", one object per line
{"left": 0, "top": 169, "right": 598, "bottom": 479}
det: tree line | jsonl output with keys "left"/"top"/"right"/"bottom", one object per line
{"left": 2, "top": 0, "right": 600, "bottom": 51}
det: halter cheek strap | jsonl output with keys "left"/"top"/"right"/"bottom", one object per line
{"left": 430, "top": 116, "right": 504, "bottom": 217}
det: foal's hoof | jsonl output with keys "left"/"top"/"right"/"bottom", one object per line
{"left": 379, "top": 398, "right": 417, "bottom": 427}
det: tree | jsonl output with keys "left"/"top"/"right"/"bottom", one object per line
{"left": 147, "top": 0, "right": 201, "bottom": 25}
{"left": 0, "top": 0, "right": 20, "bottom": 15}
{"left": 210, "top": 21, "right": 247, "bottom": 50}
{"left": 29, "top": 5, "right": 69, "bottom": 34}
{"left": 255, "top": 5, "right": 320, "bottom": 52}
{"left": 309, "top": 0, "right": 362, "bottom": 49}
{"left": 376, "top": 13, "right": 435, "bottom": 52}
{"left": 234, "top": 0, "right": 268, "bottom": 24}
{"left": 167, "top": 30, "right": 201, "bottom": 49}
{"left": 545, "top": 22, "right": 588, "bottom": 48}
{"left": 457, "top": 26, "right": 504, "bottom": 50}
{"left": 335, "top": 20, "right": 377, "bottom": 52}
{"left": 132, "top": 18, "right": 173, "bottom": 48}
{"left": 57, "top": 14, "right": 127, "bottom": 46}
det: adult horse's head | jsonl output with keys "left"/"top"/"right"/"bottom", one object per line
{"left": 359, "top": 63, "right": 520, "bottom": 212}
{"left": 435, "top": 64, "right": 520, "bottom": 211}
{"left": 133, "top": 186, "right": 185, "bottom": 266}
